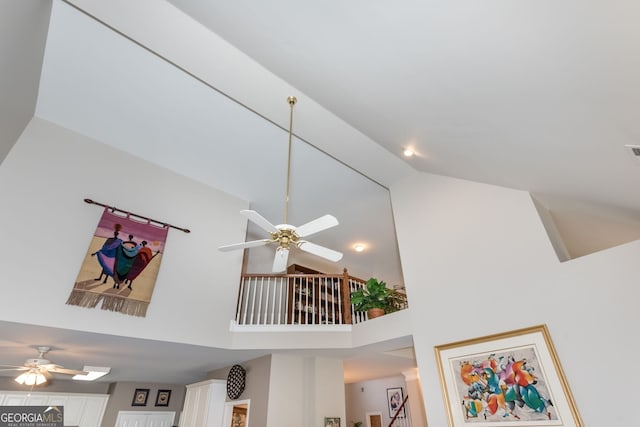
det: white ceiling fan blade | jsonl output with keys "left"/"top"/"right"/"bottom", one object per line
{"left": 295, "top": 215, "right": 339, "bottom": 237}
{"left": 298, "top": 241, "right": 343, "bottom": 262}
{"left": 240, "top": 210, "right": 278, "bottom": 233}
{"left": 48, "top": 366, "right": 88, "bottom": 376}
{"left": 218, "top": 239, "right": 271, "bottom": 252}
{"left": 0, "top": 366, "right": 27, "bottom": 371}
{"left": 272, "top": 248, "right": 289, "bottom": 272}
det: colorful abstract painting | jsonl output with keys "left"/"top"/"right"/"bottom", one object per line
{"left": 67, "top": 208, "right": 168, "bottom": 317}
{"left": 435, "top": 325, "right": 583, "bottom": 427}
{"left": 452, "top": 347, "right": 556, "bottom": 423}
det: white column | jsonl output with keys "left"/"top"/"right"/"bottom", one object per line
{"left": 402, "top": 368, "right": 428, "bottom": 427}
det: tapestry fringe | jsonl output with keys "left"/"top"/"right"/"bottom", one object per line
{"left": 101, "top": 295, "right": 148, "bottom": 317}
{"left": 66, "top": 290, "right": 102, "bottom": 308}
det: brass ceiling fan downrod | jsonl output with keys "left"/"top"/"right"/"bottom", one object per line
{"left": 283, "top": 95, "right": 297, "bottom": 226}
{"left": 218, "top": 95, "right": 343, "bottom": 272}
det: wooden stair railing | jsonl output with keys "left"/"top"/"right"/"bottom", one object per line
{"left": 388, "top": 394, "right": 410, "bottom": 427}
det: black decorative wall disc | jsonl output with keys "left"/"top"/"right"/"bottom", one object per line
{"left": 227, "top": 364, "right": 246, "bottom": 399}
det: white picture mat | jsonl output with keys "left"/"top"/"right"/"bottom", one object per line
{"left": 436, "top": 327, "right": 580, "bottom": 427}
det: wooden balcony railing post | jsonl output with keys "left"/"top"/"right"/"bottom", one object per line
{"left": 341, "top": 268, "right": 352, "bottom": 324}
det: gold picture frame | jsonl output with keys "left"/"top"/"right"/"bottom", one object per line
{"left": 434, "top": 324, "right": 582, "bottom": 426}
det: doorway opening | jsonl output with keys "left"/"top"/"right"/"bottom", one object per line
{"left": 223, "top": 399, "right": 250, "bottom": 427}
{"left": 365, "top": 411, "right": 382, "bottom": 427}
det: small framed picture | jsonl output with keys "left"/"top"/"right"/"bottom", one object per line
{"left": 132, "top": 388, "right": 149, "bottom": 406}
{"left": 155, "top": 389, "right": 172, "bottom": 407}
{"left": 386, "top": 387, "right": 405, "bottom": 418}
{"left": 324, "top": 417, "right": 340, "bottom": 427}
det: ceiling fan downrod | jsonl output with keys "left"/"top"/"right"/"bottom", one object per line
{"left": 217, "top": 95, "right": 342, "bottom": 271}
{"left": 37, "top": 346, "right": 51, "bottom": 358}
{"left": 284, "top": 96, "right": 297, "bottom": 225}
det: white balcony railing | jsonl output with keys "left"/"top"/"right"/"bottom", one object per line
{"left": 234, "top": 269, "right": 407, "bottom": 326}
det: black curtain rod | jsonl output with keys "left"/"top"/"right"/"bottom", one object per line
{"left": 84, "top": 198, "right": 191, "bottom": 233}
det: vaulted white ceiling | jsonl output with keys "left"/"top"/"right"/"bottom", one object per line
{"left": 2, "top": 0, "right": 640, "bottom": 386}
{"left": 166, "top": 0, "right": 640, "bottom": 258}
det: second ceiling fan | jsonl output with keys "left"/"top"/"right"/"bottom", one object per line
{"left": 218, "top": 96, "right": 343, "bottom": 272}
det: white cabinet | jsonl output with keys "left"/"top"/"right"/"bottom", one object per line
{"left": 180, "top": 379, "right": 226, "bottom": 427}
{"left": 115, "top": 411, "right": 175, "bottom": 427}
{"left": 0, "top": 391, "right": 109, "bottom": 427}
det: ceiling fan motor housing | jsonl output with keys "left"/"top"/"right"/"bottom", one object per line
{"left": 25, "top": 358, "right": 51, "bottom": 367}
{"left": 271, "top": 226, "right": 299, "bottom": 249}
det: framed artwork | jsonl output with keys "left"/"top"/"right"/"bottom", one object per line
{"left": 434, "top": 324, "right": 583, "bottom": 426}
{"left": 324, "top": 416, "right": 340, "bottom": 427}
{"left": 155, "top": 389, "right": 172, "bottom": 407}
{"left": 131, "top": 388, "right": 149, "bottom": 406}
{"left": 386, "top": 387, "right": 405, "bottom": 418}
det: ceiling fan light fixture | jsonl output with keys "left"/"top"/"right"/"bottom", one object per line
{"left": 3, "top": 346, "right": 88, "bottom": 385}
{"left": 15, "top": 370, "right": 47, "bottom": 386}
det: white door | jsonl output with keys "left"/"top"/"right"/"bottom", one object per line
{"left": 25, "top": 395, "right": 49, "bottom": 405}
{"left": 146, "top": 413, "right": 175, "bottom": 427}
{"left": 115, "top": 411, "right": 175, "bottom": 427}
{"left": 115, "top": 412, "right": 147, "bottom": 427}
{"left": 0, "top": 394, "right": 30, "bottom": 405}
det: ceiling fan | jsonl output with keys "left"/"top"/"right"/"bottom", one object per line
{"left": 0, "top": 346, "right": 88, "bottom": 385}
{"left": 219, "top": 96, "right": 343, "bottom": 272}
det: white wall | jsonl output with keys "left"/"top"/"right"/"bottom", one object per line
{"left": 0, "top": 117, "right": 247, "bottom": 347}
{"left": 0, "top": 0, "right": 51, "bottom": 163}
{"left": 0, "top": 116, "right": 411, "bottom": 353}
{"left": 390, "top": 171, "right": 640, "bottom": 426}
{"left": 209, "top": 355, "right": 345, "bottom": 427}
{"left": 310, "top": 357, "right": 346, "bottom": 427}
{"left": 208, "top": 355, "right": 272, "bottom": 427}
{"left": 345, "top": 375, "right": 406, "bottom": 427}
{"left": 267, "top": 354, "right": 345, "bottom": 427}
{"left": 101, "top": 382, "right": 185, "bottom": 427}
{"left": 267, "top": 354, "right": 305, "bottom": 427}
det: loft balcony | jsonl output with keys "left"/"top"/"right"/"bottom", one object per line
{"left": 231, "top": 265, "right": 408, "bottom": 329}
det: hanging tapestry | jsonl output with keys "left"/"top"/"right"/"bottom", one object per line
{"left": 67, "top": 208, "right": 169, "bottom": 317}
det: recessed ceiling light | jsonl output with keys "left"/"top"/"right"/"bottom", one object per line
{"left": 354, "top": 243, "right": 366, "bottom": 252}
{"left": 403, "top": 148, "right": 414, "bottom": 157}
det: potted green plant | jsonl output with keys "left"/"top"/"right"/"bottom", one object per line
{"left": 350, "top": 277, "right": 395, "bottom": 318}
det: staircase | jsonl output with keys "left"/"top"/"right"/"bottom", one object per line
{"left": 389, "top": 394, "right": 411, "bottom": 427}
